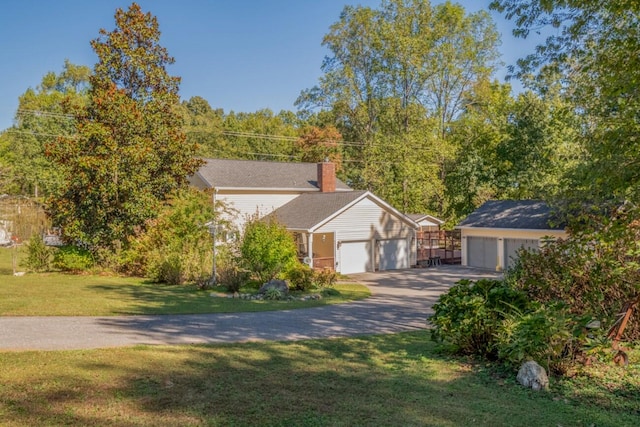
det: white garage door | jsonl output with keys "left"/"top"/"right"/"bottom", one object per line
{"left": 378, "top": 239, "right": 409, "bottom": 271}
{"left": 504, "top": 238, "right": 539, "bottom": 269}
{"left": 339, "top": 241, "right": 371, "bottom": 275}
{"left": 467, "top": 236, "right": 498, "bottom": 270}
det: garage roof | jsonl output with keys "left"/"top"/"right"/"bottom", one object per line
{"left": 266, "top": 190, "right": 419, "bottom": 232}
{"left": 456, "top": 200, "right": 564, "bottom": 230}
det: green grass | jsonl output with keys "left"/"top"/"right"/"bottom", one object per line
{"left": 1, "top": 331, "right": 638, "bottom": 426}
{"left": 0, "top": 248, "right": 369, "bottom": 316}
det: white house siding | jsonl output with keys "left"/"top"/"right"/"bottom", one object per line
{"left": 315, "top": 197, "right": 416, "bottom": 273}
{"left": 460, "top": 227, "right": 567, "bottom": 271}
{"left": 218, "top": 192, "right": 300, "bottom": 230}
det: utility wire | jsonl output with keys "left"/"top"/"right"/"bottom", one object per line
{"left": 17, "top": 109, "right": 77, "bottom": 120}
{"left": 5, "top": 129, "right": 78, "bottom": 139}
{"left": 13, "top": 109, "right": 438, "bottom": 151}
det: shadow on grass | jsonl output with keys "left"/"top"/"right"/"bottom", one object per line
{"left": 87, "top": 282, "right": 217, "bottom": 315}
{"left": 2, "top": 332, "right": 637, "bottom": 426}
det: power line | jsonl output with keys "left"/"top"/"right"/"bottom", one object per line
{"left": 13, "top": 109, "right": 439, "bottom": 151}
{"left": 17, "top": 109, "right": 76, "bottom": 120}
{"left": 5, "top": 129, "right": 78, "bottom": 139}
{"left": 207, "top": 149, "right": 301, "bottom": 160}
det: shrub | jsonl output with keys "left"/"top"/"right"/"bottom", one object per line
{"left": 52, "top": 245, "right": 94, "bottom": 272}
{"left": 286, "top": 263, "right": 315, "bottom": 291}
{"left": 315, "top": 268, "right": 338, "bottom": 288}
{"left": 508, "top": 204, "right": 640, "bottom": 340}
{"left": 264, "top": 288, "right": 283, "bottom": 300}
{"left": 217, "top": 263, "right": 250, "bottom": 293}
{"left": 122, "top": 189, "right": 229, "bottom": 285}
{"left": 496, "top": 303, "right": 586, "bottom": 375}
{"left": 429, "top": 279, "right": 529, "bottom": 358}
{"left": 22, "top": 234, "right": 53, "bottom": 272}
{"left": 240, "top": 217, "right": 298, "bottom": 283}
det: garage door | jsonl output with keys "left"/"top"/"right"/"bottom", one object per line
{"left": 378, "top": 239, "right": 409, "bottom": 271}
{"left": 466, "top": 236, "right": 497, "bottom": 270}
{"left": 339, "top": 241, "right": 371, "bottom": 274}
{"left": 504, "top": 238, "right": 539, "bottom": 269}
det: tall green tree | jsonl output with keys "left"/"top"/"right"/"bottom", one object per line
{"left": 47, "top": 3, "right": 200, "bottom": 250}
{"left": 490, "top": 0, "right": 640, "bottom": 204}
{"left": 297, "top": 0, "right": 500, "bottom": 215}
{"left": 445, "top": 80, "right": 513, "bottom": 220}
{"left": 0, "top": 61, "right": 90, "bottom": 197}
{"left": 180, "top": 96, "right": 225, "bottom": 158}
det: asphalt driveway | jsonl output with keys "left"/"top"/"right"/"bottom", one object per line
{"left": 0, "top": 265, "right": 501, "bottom": 351}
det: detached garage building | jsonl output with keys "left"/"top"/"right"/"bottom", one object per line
{"left": 456, "top": 200, "right": 568, "bottom": 271}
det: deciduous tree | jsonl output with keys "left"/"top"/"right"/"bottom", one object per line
{"left": 490, "top": 0, "right": 640, "bottom": 203}
{"left": 297, "top": 0, "right": 500, "bottom": 216}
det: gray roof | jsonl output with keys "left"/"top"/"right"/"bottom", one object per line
{"left": 457, "top": 200, "right": 564, "bottom": 230}
{"left": 407, "top": 213, "right": 444, "bottom": 224}
{"left": 265, "top": 191, "right": 368, "bottom": 230}
{"left": 191, "top": 158, "right": 351, "bottom": 191}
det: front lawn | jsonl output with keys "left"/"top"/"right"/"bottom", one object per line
{"left": 1, "top": 331, "right": 637, "bottom": 426}
{"left": 0, "top": 248, "right": 369, "bottom": 316}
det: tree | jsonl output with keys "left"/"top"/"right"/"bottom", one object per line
{"left": 47, "top": 3, "right": 201, "bottom": 250}
{"left": 0, "top": 61, "right": 90, "bottom": 197}
{"left": 295, "top": 125, "right": 343, "bottom": 170}
{"left": 445, "top": 80, "right": 513, "bottom": 220}
{"left": 490, "top": 0, "right": 640, "bottom": 204}
{"left": 297, "top": 0, "right": 500, "bottom": 216}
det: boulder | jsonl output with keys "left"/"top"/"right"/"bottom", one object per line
{"left": 258, "top": 279, "right": 289, "bottom": 295}
{"left": 517, "top": 361, "right": 549, "bottom": 391}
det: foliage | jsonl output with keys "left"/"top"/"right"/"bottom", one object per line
{"left": 46, "top": 3, "right": 201, "bottom": 250}
{"left": 430, "top": 278, "right": 529, "bottom": 357}
{"left": 490, "top": 0, "right": 640, "bottom": 204}
{"left": 508, "top": 202, "right": 640, "bottom": 340}
{"left": 239, "top": 217, "right": 298, "bottom": 283}
{"left": 496, "top": 303, "right": 585, "bottom": 374}
{"left": 216, "top": 263, "right": 250, "bottom": 294}
{"left": 297, "top": 0, "right": 501, "bottom": 216}
{"left": 52, "top": 245, "right": 94, "bottom": 272}
{"left": 445, "top": 80, "right": 583, "bottom": 222}
{"left": 264, "top": 288, "right": 283, "bottom": 301}
{"left": 22, "top": 234, "right": 53, "bottom": 272}
{"left": 124, "top": 188, "right": 217, "bottom": 285}
{"left": 295, "top": 125, "right": 343, "bottom": 170}
{"left": 0, "top": 61, "right": 90, "bottom": 197}
{"left": 315, "top": 268, "right": 338, "bottom": 288}
{"left": 285, "top": 262, "right": 316, "bottom": 291}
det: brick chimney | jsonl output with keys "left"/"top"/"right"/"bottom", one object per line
{"left": 317, "top": 161, "right": 336, "bottom": 192}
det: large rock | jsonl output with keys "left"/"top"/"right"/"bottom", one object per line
{"left": 517, "top": 361, "right": 549, "bottom": 391}
{"left": 258, "top": 279, "right": 289, "bottom": 295}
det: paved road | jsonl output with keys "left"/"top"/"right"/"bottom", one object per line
{"left": 0, "top": 266, "right": 500, "bottom": 351}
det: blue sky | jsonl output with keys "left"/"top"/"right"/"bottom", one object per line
{"left": 0, "top": 0, "right": 548, "bottom": 131}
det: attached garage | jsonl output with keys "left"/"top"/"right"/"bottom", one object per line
{"left": 378, "top": 239, "right": 410, "bottom": 271}
{"left": 466, "top": 236, "right": 498, "bottom": 270}
{"left": 339, "top": 241, "right": 372, "bottom": 275}
{"left": 456, "top": 200, "right": 568, "bottom": 272}
{"left": 267, "top": 190, "right": 418, "bottom": 276}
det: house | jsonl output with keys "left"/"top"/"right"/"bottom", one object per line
{"left": 189, "top": 158, "right": 418, "bottom": 274}
{"left": 456, "top": 200, "right": 568, "bottom": 271}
